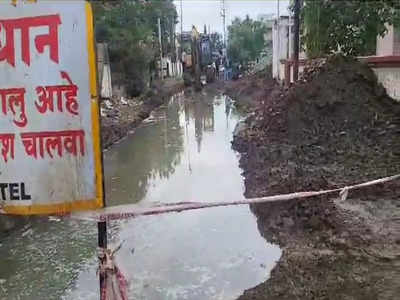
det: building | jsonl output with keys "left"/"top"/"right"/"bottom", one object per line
{"left": 97, "top": 43, "right": 112, "bottom": 99}
{"left": 272, "top": 15, "right": 294, "bottom": 81}
{"left": 376, "top": 24, "right": 400, "bottom": 56}
{"left": 271, "top": 19, "right": 400, "bottom": 101}
{"left": 372, "top": 24, "right": 400, "bottom": 101}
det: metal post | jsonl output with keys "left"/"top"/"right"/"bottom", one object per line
{"left": 158, "top": 17, "right": 164, "bottom": 80}
{"left": 180, "top": 0, "right": 183, "bottom": 58}
{"left": 288, "top": 10, "right": 292, "bottom": 59}
{"left": 95, "top": 38, "right": 108, "bottom": 298}
{"left": 276, "top": 0, "right": 280, "bottom": 81}
{"left": 98, "top": 221, "right": 107, "bottom": 298}
{"left": 98, "top": 221, "right": 107, "bottom": 248}
{"left": 180, "top": 0, "right": 183, "bottom": 37}
{"left": 293, "top": 0, "right": 300, "bottom": 82}
{"left": 221, "top": 0, "right": 226, "bottom": 48}
{"left": 277, "top": 0, "right": 280, "bottom": 20}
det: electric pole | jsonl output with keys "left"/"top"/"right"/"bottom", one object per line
{"left": 293, "top": 0, "right": 300, "bottom": 82}
{"left": 276, "top": 0, "right": 280, "bottom": 80}
{"left": 158, "top": 17, "right": 164, "bottom": 80}
{"left": 277, "top": 0, "right": 280, "bottom": 20}
{"left": 221, "top": 0, "right": 226, "bottom": 48}
{"left": 288, "top": 8, "right": 292, "bottom": 59}
{"left": 180, "top": 0, "right": 183, "bottom": 40}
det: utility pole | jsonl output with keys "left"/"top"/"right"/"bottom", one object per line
{"left": 98, "top": 221, "right": 107, "bottom": 297}
{"left": 293, "top": 0, "right": 300, "bottom": 82}
{"left": 288, "top": 10, "right": 292, "bottom": 59}
{"left": 277, "top": 0, "right": 280, "bottom": 20}
{"left": 221, "top": 0, "right": 226, "bottom": 48}
{"left": 276, "top": 0, "right": 280, "bottom": 80}
{"left": 179, "top": 0, "right": 183, "bottom": 76}
{"left": 180, "top": 0, "right": 183, "bottom": 41}
{"left": 158, "top": 17, "right": 163, "bottom": 80}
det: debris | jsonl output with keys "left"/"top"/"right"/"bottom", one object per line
{"left": 21, "top": 228, "right": 33, "bottom": 237}
{"left": 98, "top": 245, "right": 128, "bottom": 300}
{"left": 120, "top": 97, "right": 128, "bottom": 105}
{"left": 104, "top": 99, "right": 113, "bottom": 109}
{"left": 101, "top": 79, "right": 184, "bottom": 149}
{"left": 232, "top": 55, "right": 400, "bottom": 300}
{"left": 339, "top": 187, "right": 349, "bottom": 202}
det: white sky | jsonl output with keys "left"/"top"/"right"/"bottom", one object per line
{"left": 173, "top": 0, "right": 290, "bottom": 34}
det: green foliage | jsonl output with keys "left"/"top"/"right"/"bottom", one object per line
{"left": 210, "top": 32, "right": 224, "bottom": 53}
{"left": 302, "top": 0, "right": 400, "bottom": 57}
{"left": 227, "top": 16, "right": 267, "bottom": 65}
{"left": 93, "top": 0, "right": 177, "bottom": 96}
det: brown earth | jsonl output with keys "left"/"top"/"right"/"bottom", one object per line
{"left": 231, "top": 56, "right": 400, "bottom": 300}
{"left": 101, "top": 78, "right": 184, "bottom": 149}
{"left": 225, "top": 66, "right": 277, "bottom": 112}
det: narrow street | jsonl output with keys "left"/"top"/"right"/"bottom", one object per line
{"left": 0, "top": 90, "right": 281, "bottom": 300}
{"left": 1, "top": 1, "right": 400, "bottom": 299}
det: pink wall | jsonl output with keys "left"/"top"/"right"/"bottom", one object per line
{"left": 377, "top": 25, "right": 400, "bottom": 56}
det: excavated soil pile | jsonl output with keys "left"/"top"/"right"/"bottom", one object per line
{"left": 225, "top": 66, "right": 277, "bottom": 111}
{"left": 233, "top": 56, "right": 400, "bottom": 300}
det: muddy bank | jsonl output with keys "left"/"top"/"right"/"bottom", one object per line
{"left": 232, "top": 56, "right": 400, "bottom": 299}
{"left": 101, "top": 78, "right": 184, "bottom": 149}
{"left": 225, "top": 67, "right": 277, "bottom": 112}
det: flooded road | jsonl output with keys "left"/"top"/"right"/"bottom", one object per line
{"left": 0, "top": 90, "right": 280, "bottom": 300}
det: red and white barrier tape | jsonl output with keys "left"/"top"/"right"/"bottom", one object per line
{"left": 98, "top": 245, "right": 128, "bottom": 300}
{"left": 71, "top": 174, "right": 400, "bottom": 222}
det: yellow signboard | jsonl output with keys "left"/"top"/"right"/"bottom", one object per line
{"left": 0, "top": 1, "right": 104, "bottom": 215}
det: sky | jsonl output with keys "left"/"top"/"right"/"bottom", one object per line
{"left": 173, "top": 0, "right": 290, "bottom": 34}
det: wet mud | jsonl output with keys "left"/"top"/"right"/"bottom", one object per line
{"left": 231, "top": 56, "right": 400, "bottom": 300}
{"left": 101, "top": 79, "right": 184, "bottom": 149}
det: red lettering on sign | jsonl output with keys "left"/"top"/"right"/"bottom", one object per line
{"left": 21, "top": 130, "right": 85, "bottom": 159}
{"left": 0, "top": 133, "right": 15, "bottom": 163}
{"left": 0, "top": 14, "right": 61, "bottom": 67}
{"left": 0, "top": 88, "right": 27, "bottom": 127}
{"left": 35, "top": 71, "right": 79, "bottom": 116}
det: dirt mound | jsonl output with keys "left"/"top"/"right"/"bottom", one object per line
{"left": 233, "top": 56, "right": 400, "bottom": 300}
{"left": 235, "top": 56, "right": 400, "bottom": 195}
{"left": 224, "top": 66, "right": 277, "bottom": 111}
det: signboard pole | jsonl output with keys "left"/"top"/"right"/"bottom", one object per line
{"left": 98, "top": 220, "right": 107, "bottom": 297}
{"left": 95, "top": 31, "right": 108, "bottom": 300}
{"left": 0, "top": 1, "right": 105, "bottom": 214}
{"left": 0, "top": 1, "right": 107, "bottom": 297}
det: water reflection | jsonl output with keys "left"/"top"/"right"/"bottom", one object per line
{"left": 81, "top": 90, "right": 281, "bottom": 300}
{"left": 0, "top": 217, "right": 97, "bottom": 300}
{"left": 105, "top": 94, "right": 186, "bottom": 206}
{"left": 0, "top": 91, "right": 281, "bottom": 300}
{"left": 193, "top": 99, "right": 215, "bottom": 153}
{"left": 105, "top": 92, "right": 223, "bottom": 206}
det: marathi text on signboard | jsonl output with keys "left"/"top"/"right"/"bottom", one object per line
{"left": 0, "top": 1, "right": 104, "bottom": 215}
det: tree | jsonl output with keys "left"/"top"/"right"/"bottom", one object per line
{"left": 93, "top": 0, "right": 177, "bottom": 96}
{"left": 227, "top": 16, "right": 267, "bottom": 66}
{"left": 210, "top": 32, "right": 224, "bottom": 53}
{"left": 302, "top": 0, "right": 400, "bottom": 57}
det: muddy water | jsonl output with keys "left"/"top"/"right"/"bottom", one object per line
{"left": 0, "top": 91, "right": 280, "bottom": 300}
